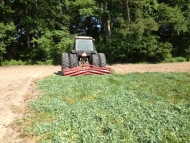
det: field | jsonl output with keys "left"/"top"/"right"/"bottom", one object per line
{"left": 0, "top": 63, "right": 190, "bottom": 142}
{"left": 19, "top": 72, "right": 190, "bottom": 143}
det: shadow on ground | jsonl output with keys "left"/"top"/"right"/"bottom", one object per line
{"left": 54, "top": 71, "right": 62, "bottom": 76}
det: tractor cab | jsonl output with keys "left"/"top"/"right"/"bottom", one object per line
{"left": 75, "top": 38, "right": 94, "bottom": 51}
{"left": 73, "top": 36, "right": 96, "bottom": 57}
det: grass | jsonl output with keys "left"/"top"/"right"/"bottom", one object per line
{"left": 1, "top": 59, "right": 53, "bottom": 66}
{"left": 19, "top": 72, "right": 190, "bottom": 143}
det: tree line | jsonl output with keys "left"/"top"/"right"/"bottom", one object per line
{"left": 1, "top": 0, "right": 190, "bottom": 65}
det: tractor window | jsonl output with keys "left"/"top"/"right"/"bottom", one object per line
{"left": 75, "top": 39, "right": 93, "bottom": 50}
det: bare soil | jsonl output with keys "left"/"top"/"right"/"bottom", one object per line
{"left": 0, "top": 63, "right": 190, "bottom": 142}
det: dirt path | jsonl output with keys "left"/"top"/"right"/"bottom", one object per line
{"left": 0, "top": 63, "right": 190, "bottom": 142}
{"left": 107, "top": 62, "right": 190, "bottom": 73}
{"left": 0, "top": 66, "right": 60, "bottom": 143}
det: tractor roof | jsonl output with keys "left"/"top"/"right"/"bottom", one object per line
{"left": 75, "top": 36, "right": 93, "bottom": 39}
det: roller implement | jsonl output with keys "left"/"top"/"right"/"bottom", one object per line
{"left": 61, "top": 36, "right": 111, "bottom": 76}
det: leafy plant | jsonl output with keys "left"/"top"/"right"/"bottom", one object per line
{"left": 20, "top": 72, "right": 190, "bottom": 142}
{"left": 173, "top": 57, "right": 187, "bottom": 62}
{"left": 2, "top": 59, "right": 26, "bottom": 66}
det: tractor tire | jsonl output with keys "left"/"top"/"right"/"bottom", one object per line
{"left": 92, "top": 54, "right": 99, "bottom": 67}
{"left": 61, "top": 53, "right": 69, "bottom": 71}
{"left": 69, "top": 53, "right": 78, "bottom": 68}
{"left": 98, "top": 53, "right": 106, "bottom": 67}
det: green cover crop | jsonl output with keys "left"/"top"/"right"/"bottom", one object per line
{"left": 22, "top": 72, "right": 190, "bottom": 143}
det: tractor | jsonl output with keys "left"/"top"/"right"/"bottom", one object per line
{"left": 61, "top": 36, "right": 111, "bottom": 76}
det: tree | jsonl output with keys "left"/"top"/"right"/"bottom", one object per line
{"left": 1, "top": 0, "right": 190, "bottom": 64}
{"left": 10, "top": 0, "right": 73, "bottom": 64}
{"left": 0, "top": 0, "right": 16, "bottom": 65}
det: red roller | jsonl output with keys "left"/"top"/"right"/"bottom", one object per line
{"left": 62, "top": 64, "right": 111, "bottom": 76}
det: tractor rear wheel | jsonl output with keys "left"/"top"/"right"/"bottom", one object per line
{"left": 61, "top": 53, "right": 69, "bottom": 71}
{"left": 92, "top": 54, "right": 99, "bottom": 66}
{"left": 98, "top": 53, "right": 106, "bottom": 67}
{"left": 69, "top": 53, "right": 78, "bottom": 68}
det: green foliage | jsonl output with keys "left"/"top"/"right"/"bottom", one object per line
{"left": 2, "top": 59, "right": 26, "bottom": 66}
{"left": 31, "top": 28, "right": 73, "bottom": 65}
{"left": 157, "top": 3, "right": 188, "bottom": 34}
{"left": 156, "top": 42, "right": 173, "bottom": 62}
{"left": 0, "top": 22, "right": 16, "bottom": 65}
{"left": 20, "top": 73, "right": 190, "bottom": 142}
{"left": 164, "top": 57, "right": 187, "bottom": 63}
{"left": 132, "top": 18, "right": 158, "bottom": 34}
{"left": 2, "top": 59, "right": 53, "bottom": 66}
{"left": 74, "top": 0, "right": 96, "bottom": 15}
{"left": 185, "top": 48, "right": 190, "bottom": 61}
{"left": 109, "top": 31, "right": 172, "bottom": 63}
{"left": 51, "top": 30, "right": 73, "bottom": 65}
{"left": 173, "top": 57, "right": 187, "bottom": 62}
{"left": 1, "top": 0, "right": 190, "bottom": 64}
